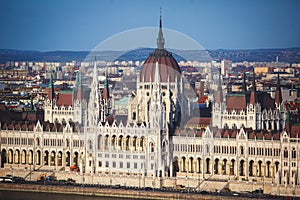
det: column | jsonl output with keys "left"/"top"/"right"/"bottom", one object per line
{"left": 55, "top": 152, "right": 58, "bottom": 169}
{"left": 201, "top": 159, "right": 205, "bottom": 178}
{"left": 179, "top": 159, "right": 182, "bottom": 172}
{"left": 170, "top": 161, "right": 173, "bottom": 177}
{"left": 253, "top": 164, "right": 257, "bottom": 177}
{"left": 218, "top": 161, "right": 222, "bottom": 175}
{"left": 262, "top": 164, "right": 265, "bottom": 177}
{"left": 193, "top": 160, "right": 196, "bottom": 173}
{"left": 62, "top": 152, "right": 66, "bottom": 167}
{"left": 226, "top": 163, "right": 230, "bottom": 175}
{"left": 244, "top": 161, "right": 248, "bottom": 178}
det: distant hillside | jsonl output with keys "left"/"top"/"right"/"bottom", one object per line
{"left": 207, "top": 47, "right": 300, "bottom": 63}
{"left": 116, "top": 48, "right": 187, "bottom": 62}
{"left": 0, "top": 47, "right": 300, "bottom": 64}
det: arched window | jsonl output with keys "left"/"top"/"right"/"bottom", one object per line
{"left": 206, "top": 144, "right": 210, "bottom": 153}
{"left": 240, "top": 146, "right": 244, "bottom": 155}
{"left": 284, "top": 147, "right": 288, "bottom": 158}
{"left": 132, "top": 112, "right": 136, "bottom": 120}
{"left": 66, "top": 139, "right": 70, "bottom": 147}
{"left": 88, "top": 140, "right": 92, "bottom": 151}
{"left": 292, "top": 148, "right": 296, "bottom": 159}
{"left": 150, "top": 142, "right": 155, "bottom": 152}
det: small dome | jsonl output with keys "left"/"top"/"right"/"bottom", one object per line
{"left": 140, "top": 49, "right": 181, "bottom": 82}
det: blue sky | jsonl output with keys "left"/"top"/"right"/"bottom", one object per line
{"left": 0, "top": 0, "right": 299, "bottom": 51}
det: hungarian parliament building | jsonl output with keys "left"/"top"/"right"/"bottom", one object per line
{"left": 0, "top": 16, "right": 299, "bottom": 190}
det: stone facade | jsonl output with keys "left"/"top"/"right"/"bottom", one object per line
{"left": 0, "top": 15, "right": 299, "bottom": 197}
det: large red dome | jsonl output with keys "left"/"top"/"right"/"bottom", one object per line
{"left": 140, "top": 48, "right": 181, "bottom": 82}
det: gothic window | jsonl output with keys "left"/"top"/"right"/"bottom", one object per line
{"left": 88, "top": 140, "right": 92, "bottom": 151}
{"left": 105, "top": 135, "right": 109, "bottom": 150}
{"left": 126, "top": 136, "right": 130, "bottom": 151}
{"left": 284, "top": 147, "right": 288, "bottom": 158}
{"left": 206, "top": 144, "right": 210, "bottom": 153}
{"left": 224, "top": 123, "right": 229, "bottom": 129}
{"left": 232, "top": 124, "right": 237, "bottom": 130}
{"left": 292, "top": 148, "right": 296, "bottom": 159}
{"left": 240, "top": 146, "right": 244, "bottom": 155}
{"left": 133, "top": 137, "right": 137, "bottom": 151}
{"left": 132, "top": 112, "right": 136, "bottom": 120}
{"left": 150, "top": 142, "right": 155, "bottom": 152}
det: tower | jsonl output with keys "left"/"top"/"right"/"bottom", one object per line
{"left": 74, "top": 70, "right": 84, "bottom": 124}
{"left": 248, "top": 71, "right": 260, "bottom": 129}
{"left": 275, "top": 72, "right": 283, "bottom": 107}
{"left": 88, "top": 58, "right": 100, "bottom": 126}
{"left": 44, "top": 71, "right": 55, "bottom": 122}
{"left": 100, "top": 66, "right": 111, "bottom": 122}
{"left": 128, "top": 11, "right": 183, "bottom": 128}
{"left": 212, "top": 68, "right": 223, "bottom": 128}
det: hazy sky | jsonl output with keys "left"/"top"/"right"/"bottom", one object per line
{"left": 0, "top": 0, "right": 299, "bottom": 51}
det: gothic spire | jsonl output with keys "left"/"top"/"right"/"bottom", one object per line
{"left": 275, "top": 72, "right": 282, "bottom": 105}
{"left": 48, "top": 70, "right": 54, "bottom": 102}
{"left": 88, "top": 57, "right": 100, "bottom": 126}
{"left": 250, "top": 71, "right": 257, "bottom": 105}
{"left": 77, "top": 70, "right": 82, "bottom": 101}
{"left": 93, "top": 56, "right": 97, "bottom": 81}
{"left": 157, "top": 9, "right": 165, "bottom": 49}
{"left": 154, "top": 61, "right": 161, "bottom": 83}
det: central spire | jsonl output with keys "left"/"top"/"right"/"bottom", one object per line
{"left": 157, "top": 8, "right": 165, "bottom": 49}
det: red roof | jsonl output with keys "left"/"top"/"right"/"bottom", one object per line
{"left": 140, "top": 49, "right": 181, "bottom": 83}
{"left": 56, "top": 93, "right": 73, "bottom": 107}
{"left": 226, "top": 95, "right": 247, "bottom": 111}
{"left": 186, "top": 117, "right": 211, "bottom": 127}
{"left": 291, "top": 125, "right": 300, "bottom": 137}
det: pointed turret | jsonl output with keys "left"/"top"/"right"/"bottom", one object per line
{"left": 152, "top": 61, "right": 161, "bottom": 103}
{"left": 215, "top": 68, "right": 223, "bottom": 104}
{"left": 154, "top": 61, "right": 161, "bottom": 84}
{"left": 88, "top": 57, "right": 100, "bottom": 126}
{"left": 250, "top": 71, "right": 257, "bottom": 105}
{"left": 157, "top": 9, "right": 165, "bottom": 50}
{"left": 102, "top": 65, "right": 111, "bottom": 117}
{"left": 77, "top": 70, "right": 82, "bottom": 101}
{"left": 275, "top": 72, "right": 282, "bottom": 106}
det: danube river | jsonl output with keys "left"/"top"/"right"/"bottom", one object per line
{"left": 0, "top": 190, "right": 133, "bottom": 200}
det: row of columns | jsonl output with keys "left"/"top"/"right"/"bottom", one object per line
{"left": 98, "top": 135, "right": 147, "bottom": 152}
{"left": 176, "top": 157, "right": 279, "bottom": 179}
{"left": 2, "top": 149, "right": 80, "bottom": 168}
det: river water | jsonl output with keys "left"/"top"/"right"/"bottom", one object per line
{"left": 0, "top": 190, "right": 133, "bottom": 200}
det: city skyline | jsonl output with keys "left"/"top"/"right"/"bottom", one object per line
{"left": 0, "top": 0, "right": 300, "bottom": 51}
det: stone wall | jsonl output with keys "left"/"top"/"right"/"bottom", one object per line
{"left": 0, "top": 183, "right": 241, "bottom": 200}
{"left": 1, "top": 169, "right": 300, "bottom": 197}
